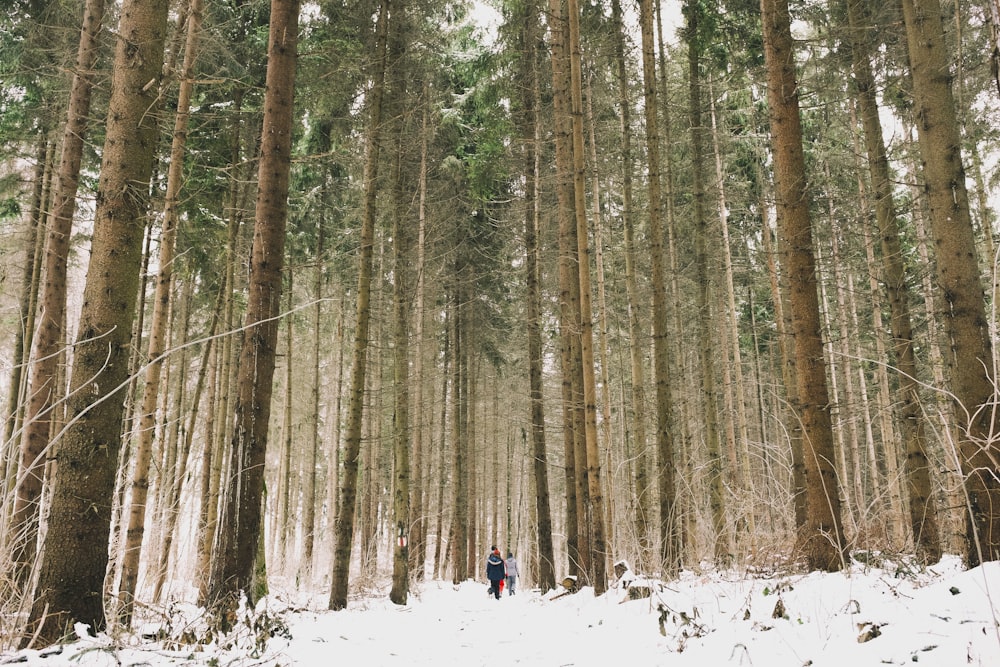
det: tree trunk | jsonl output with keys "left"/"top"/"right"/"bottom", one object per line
{"left": 638, "top": 0, "right": 681, "bottom": 575}
{"left": 153, "top": 284, "right": 222, "bottom": 603}
{"left": 565, "top": 0, "right": 608, "bottom": 596}
{"left": 196, "top": 98, "right": 247, "bottom": 601}
{"left": 408, "top": 82, "right": 430, "bottom": 582}
{"left": 585, "top": 64, "right": 616, "bottom": 570}
{"left": 8, "top": 0, "right": 106, "bottom": 592}
{"left": 206, "top": 0, "right": 299, "bottom": 619}
{"left": 118, "top": 0, "right": 204, "bottom": 623}
{"left": 301, "top": 214, "right": 324, "bottom": 584}
{"left": 909, "top": 158, "right": 965, "bottom": 555}
{"left": 450, "top": 295, "right": 468, "bottom": 584}
{"left": 686, "top": 5, "right": 728, "bottom": 565}
{"left": 760, "top": 0, "right": 846, "bottom": 571}
{"left": 516, "top": 2, "right": 555, "bottom": 588}
{"left": 389, "top": 17, "right": 413, "bottom": 602}
{"left": 708, "top": 76, "right": 754, "bottom": 542}
{"left": 329, "top": 0, "right": 389, "bottom": 611}
{"left": 3, "top": 133, "right": 49, "bottom": 479}
{"left": 277, "top": 275, "right": 294, "bottom": 567}
{"left": 610, "top": 0, "right": 653, "bottom": 573}
{"left": 901, "top": 0, "right": 1000, "bottom": 565}
{"left": 22, "top": 0, "right": 170, "bottom": 645}
{"left": 547, "top": 0, "right": 583, "bottom": 581}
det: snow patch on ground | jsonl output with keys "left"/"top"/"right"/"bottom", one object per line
{"left": 4, "top": 556, "right": 998, "bottom": 666}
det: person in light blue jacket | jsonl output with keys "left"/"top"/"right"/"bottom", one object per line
{"left": 505, "top": 551, "right": 519, "bottom": 596}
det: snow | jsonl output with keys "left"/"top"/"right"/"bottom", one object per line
{"left": 5, "top": 556, "right": 998, "bottom": 666}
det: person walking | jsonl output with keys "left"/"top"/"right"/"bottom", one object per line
{"left": 505, "top": 551, "right": 519, "bottom": 596}
{"left": 486, "top": 546, "right": 506, "bottom": 600}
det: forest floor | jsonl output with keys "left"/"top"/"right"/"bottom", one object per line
{"left": 4, "top": 554, "right": 999, "bottom": 666}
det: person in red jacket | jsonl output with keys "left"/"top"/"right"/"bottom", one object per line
{"left": 485, "top": 546, "right": 506, "bottom": 600}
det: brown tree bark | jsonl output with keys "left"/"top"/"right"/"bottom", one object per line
{"left": 408, "top": 82, "right": 430, "bottom": 582}
{"left": 517, "top": 0, "right": 555, "bottom": 591}
{"left": 329, "top": 0, "right": 389, "bottom": 610}
{"left": 686, "top": 5, "right": 729, "bottom": 565}
{"left": 2, "top": 134, "right": 49, "bottom": 475}
{"left": 547, "top": 0, "right": 584, "bottom": 580}
{"left": 843, "top": 0, "right": 937, "bottom": 555}
{"left": 389, "top": 10, "right": 414, "bottom": 602}
{"left": 638, "top": 0, "right": 681, "bottom": 575}
{"left": 566, "top": 0, "right": 608, "bottom": 596}
{"left": 760, "top": 0, "right": 846, "bottom": 571}
{"left": 8, "top": 0, "right": 106, "bottom": 591}
{"left": 901, "top": 0, "right": 1000, "bottom": 564}
{"left": 118, "top": 0, "right": 204, "bottom": 623}
{"left": 206, "top": 0, "right": 299, "bottom": 618}
{"left": 610, "top": 0, "right": 652, "bottom": 573}
{"left": 22, "top": 0, "right": 170, "bottom": 645}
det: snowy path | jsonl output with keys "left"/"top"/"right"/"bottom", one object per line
{"left": 278, "top": 582, "right": 642, "bottom": 666}
{"left": 6, "top": 559, "right": 999, "bottom": 666}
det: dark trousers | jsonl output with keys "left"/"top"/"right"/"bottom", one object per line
{"left": 489, "top": 579, "right": 502, "bottom": 599}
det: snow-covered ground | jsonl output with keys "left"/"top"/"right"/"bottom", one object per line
{"left": 5, "top": 555, "right": 998, "bottom": 666}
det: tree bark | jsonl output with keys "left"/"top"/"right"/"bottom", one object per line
{"left": 686, "top": 4, "right": 728, "bottom": 565}
{"left": 610, "top": 0, "right": 652, "bottom": 574}
{"left": 329, "top": 0, "right": 389, "bottom": 610}
{"left": 389, "top": 12, "right": 413, "bottom": 602}
{"left": 3, "top": 133, "right": 49, "bottom": 480}
{"left": 760, "top": 0, "right": 846, "bottom": 571}
{"left": 547, "top": 0, "right": 583, "bottom": 580}
{"left": 517, "top": 1, "right": 555, "bottom": 589}
{"left": 118, "top": 0, "right": 204, "bottom": 623}
{"left": 206, "top": 0, "right": 299, "bottom": 619}
{"left": 8, "top": 0, "right": 106, "bottom": 592}
{"left": 901, "top": 0, "right": 1000, "bottom": 565}
{"left": 565, "top": 0, "right": 608, "bottom": 596}
{"left": 638, "top": 0, "right": 681, "bottom": 575}
{"left": 408, "top": 82, "right": 430, "bottom": 582}
{"left": 22, "top": 0, "right": 170, "bottom": 645}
